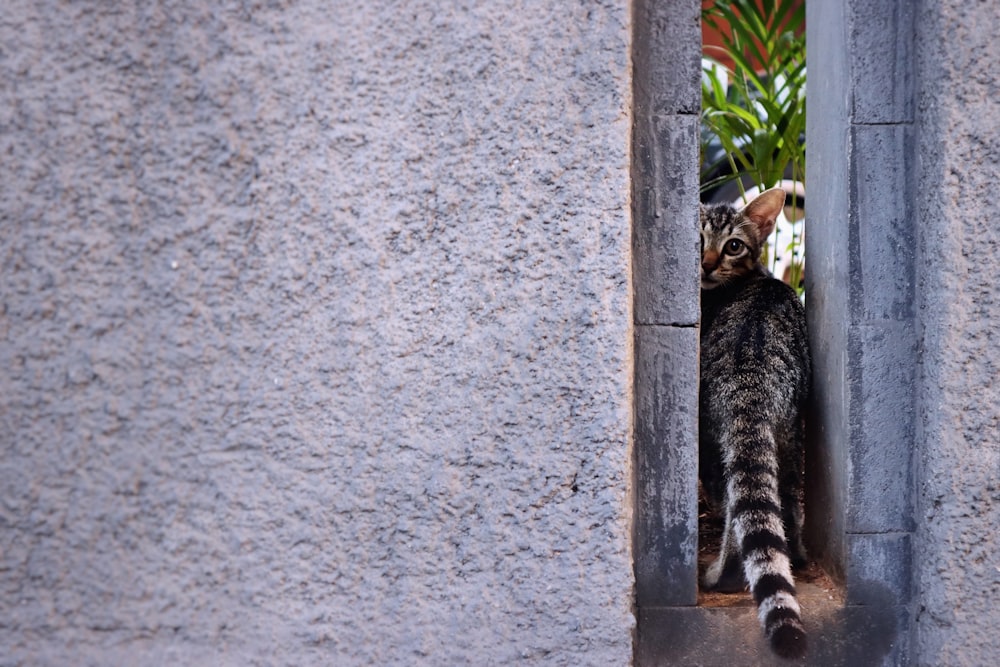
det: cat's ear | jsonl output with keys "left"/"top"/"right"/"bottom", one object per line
{"left": 741, "top": 188, "right": 786, "bottom": 242}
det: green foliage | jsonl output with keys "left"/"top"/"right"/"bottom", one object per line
{"left": 701, "top": 0, "right": 806, "bottom": 195}
{"left": 701, "top": 0, "right": 806, "bottom": 292}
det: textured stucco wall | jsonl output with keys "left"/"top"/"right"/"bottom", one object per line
{"left": 0, "top": 2, "right": 635, "bottom": 665}
{"left": 914, "top": 0, "right": 1000, "bottom": 663}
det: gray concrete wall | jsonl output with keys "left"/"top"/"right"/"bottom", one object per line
{"left": 631, "top": 0, "right": 701, "bottom": 612}
{"left": 0, "top": 2, "right": 636, "bottom": 665}
{"left": 914, "top": 1, "right": 1000, "bottom": 663}
{"left": 804, "top": 0, "right": 853, "bottom": 581}
{"left": 807, "top": 5, "right": 917, "bottom": 648}
{"left": 809, "top": 0, "right": 1000, "bottom": 665}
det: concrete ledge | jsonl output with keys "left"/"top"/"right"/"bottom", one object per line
{"left": 638, "top": 595, "right": 908, "bottom": 666}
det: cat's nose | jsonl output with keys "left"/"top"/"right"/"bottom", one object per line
{"left": 702, "top": 251, "right": 720, "bottom": 274}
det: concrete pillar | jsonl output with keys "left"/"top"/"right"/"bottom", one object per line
{"left": 631, "top": 0, "right": 702, "bottom": 613}
{"left": 807, "top": 0, "right": 917, "bottom": 663}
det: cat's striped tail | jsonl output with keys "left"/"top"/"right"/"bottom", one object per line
{"left": 730, "top": 431, "right": 807, "bottom": 659}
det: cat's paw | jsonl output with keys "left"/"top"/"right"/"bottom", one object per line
{"left": 702, "top": 556, "right": 747, "bottom": 593}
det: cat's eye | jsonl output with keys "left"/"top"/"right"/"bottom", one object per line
{"left": 724, "top": 239, "right": 745, "bottom": 255}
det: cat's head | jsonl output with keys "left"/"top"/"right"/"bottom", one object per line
{"left": 699, "top": 187, "right": 786, "bottom": 290}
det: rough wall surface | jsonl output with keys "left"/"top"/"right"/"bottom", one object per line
{"left": 0, "top": 2, "right": 635, "bottom": 665}
{"left": 915, "top": 0, "right": 1000, "bottom": 663}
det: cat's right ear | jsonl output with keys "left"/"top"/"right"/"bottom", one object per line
{"left": 742, "top": 188, "right": 786, "bottom": 242}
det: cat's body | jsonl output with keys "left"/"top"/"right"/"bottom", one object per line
{"left": 699, "top": 188, "right": 811, "bottom": 660}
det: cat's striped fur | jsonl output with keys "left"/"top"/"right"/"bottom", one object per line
{"left": 699, "top": 188, "right": 811, "bottom": 660}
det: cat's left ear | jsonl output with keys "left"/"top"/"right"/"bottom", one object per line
{"left": 742, "top": 188, "right": 786, "bottom": 242}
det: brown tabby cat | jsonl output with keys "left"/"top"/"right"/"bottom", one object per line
{"left": 699, "top": 188, "right": 811, "bottom": 660}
